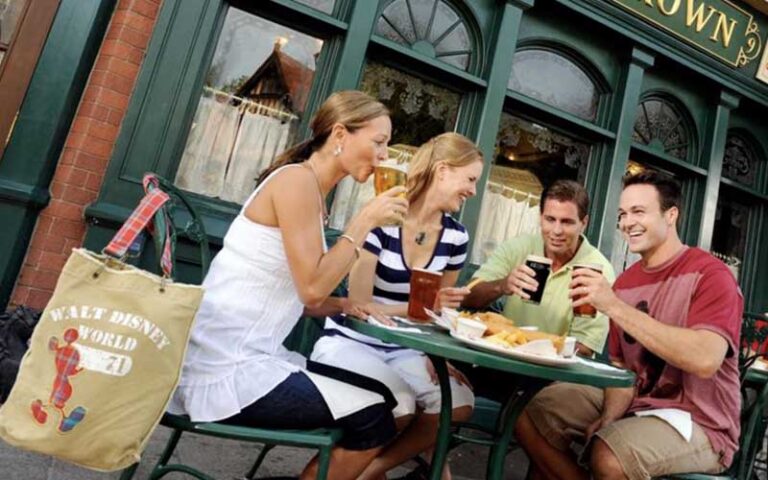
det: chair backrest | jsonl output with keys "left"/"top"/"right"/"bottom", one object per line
{"left": 149, "top": 175, "right": 211, "bottom": 282}
{"left": 728, "top": 312, "right": 768, "bottom": 478}
{"left": 739, "top": 312, "right": 768, "bottom": 382}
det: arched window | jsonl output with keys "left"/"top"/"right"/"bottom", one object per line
{"left": 508, "top": 48, "right": 602, "bottom": 122}
{"left": 722, "top": 130, "right": 762, "bottom": 188}
{"left": 632, "top": 96, "right": 695, "bottom": 161}
{"left": 374, "top": 0, "right": 476, "bottom": 71}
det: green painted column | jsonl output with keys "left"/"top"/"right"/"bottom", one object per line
{"left": 326, "top": 0, "right": 380, "bottom": 91}
{"left": 695, "top": 90, "right": 740, "bottom": 250}
{"left": 0, "top": 0, "right": 117, "bottom": 309}
{"left": 460, "top": 0, "right": 535, "bottom": 258}
{"left": 594, "top": 46, "right": 654, "bottom": 259}
{"left": 748, "top": 204, "right": 767, "bottom": 311}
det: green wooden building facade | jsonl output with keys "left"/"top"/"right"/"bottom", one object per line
{"left": 1, "top": 0, "right": 767, "bottom": 312}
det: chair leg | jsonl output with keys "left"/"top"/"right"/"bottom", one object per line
{"left": 149, "top": 428, "right": 184, "bottom": 479}
{"left": 315, "top": 446, "right": 332, "bottom": 480}
{"left": 119, "top": 463, "right": 139, "bottom": 480}
{"left": 245, "top": 444, "right": 276, "bottom": 480}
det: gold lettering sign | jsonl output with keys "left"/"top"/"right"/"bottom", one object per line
{"left": 610, "top": 0, "right": 762, "bottom": 67}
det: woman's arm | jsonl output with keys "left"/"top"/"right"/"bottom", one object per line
{"left": 440, "top": 270, "right": 460, "bottom": 288}
{"left": 349, "top": 250, "right": 409, "bottom": 317}
{"left": 263, "top": 168, "right": 404, "bottom": 308}
{"left": 436, "top": 270, "right": 470, "bottom": 311}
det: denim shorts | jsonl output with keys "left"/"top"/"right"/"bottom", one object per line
{"left": 221, "top": 371, "right": 397, "bottom": 450}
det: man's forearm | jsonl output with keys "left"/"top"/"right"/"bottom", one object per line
{"left": 604, "top": 300, "right": 728, "bottom": 378}
{"left": 461, "top": 278, "right": 506, "bottom": 309}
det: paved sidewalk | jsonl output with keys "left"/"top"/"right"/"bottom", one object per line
{"left": 0, "top": 424, "right": 528, "bottom": 479}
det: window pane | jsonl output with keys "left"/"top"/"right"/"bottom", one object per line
{"left": 471, "top": 114, "right": 590, "bottom": 263}
{"left": 0, "top": 0, "right": 27, "bottom": 46}
{"left": 374, "top": 0, "right": 472, "bottom": 72}
{"left": 378, "top": 1, "right": 417, "bottom": 44}
{"left": 174, "top": 7, "right": 322, "bottom": 203}
{"left": 328, "top": 61, "right": 461, "bottom": 229}
{"left": 292, "top": 0, "right": 334, "bottom": 15}
{"left": 508, "top": 49, "right": 598, "bottom": 122}
{"left": 722, "top": 133, "right": 759, "bottom": 188}
{"left": 712, "top": 190, "right": 747, "bottom": 281}
{"left": 632, "top": 98, "right": 691, "bottom": 161}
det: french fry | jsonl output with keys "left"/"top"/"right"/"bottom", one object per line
{"left": 521, "top": 330, "right": 565, "bottom": 352}
{"left": 484, "top": 332, "right": 511, "bottom": 347}
{"left": 506, "top": 331, "right": 525, "bottom": 346}
{"left": 465, "top": 278, "right": 484, "bottom": 290}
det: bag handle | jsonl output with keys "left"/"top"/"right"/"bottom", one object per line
{"left": 104, "top": 175, "right": 174, "bottom": 277}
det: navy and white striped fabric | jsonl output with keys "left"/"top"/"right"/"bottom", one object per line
{"left": 363, "top": 213, "right": 469, "bottom": 305}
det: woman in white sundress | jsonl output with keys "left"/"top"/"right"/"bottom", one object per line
{"left": 168, "top": 91, "right": 409, "bottom": 480}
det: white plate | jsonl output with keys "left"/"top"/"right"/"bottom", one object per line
{"left": 449, "top": 331, "right": 578, "bottom": 367}
{"left": 423, "top": 308, "right": 453, "bottom": 331}
{"left": 750, "top": 359, "right": 768, "bottom": 372}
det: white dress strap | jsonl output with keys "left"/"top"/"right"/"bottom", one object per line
{"left": 239, "top": 164, "right": 304, "bottom": 216}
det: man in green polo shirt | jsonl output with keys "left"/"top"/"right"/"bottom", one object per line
{"left": 462, "top": 180, "right": 614, "bottom": 355}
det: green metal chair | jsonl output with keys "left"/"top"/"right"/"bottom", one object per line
{"left": 119, "top": 175, "right": 342, "bottom": 480}
{"left": 658, "top": 311, "right": 768, "bottom": 480}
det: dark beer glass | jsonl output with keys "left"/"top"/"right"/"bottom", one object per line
{"left": 523, "top": 254, "right": 551, "bottom": 304}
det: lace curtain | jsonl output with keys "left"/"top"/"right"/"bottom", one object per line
{"left": 175, "top": 95, "right": 295, "bottom": 203}
{"left": 175, "top": 97, "right": 241, "bottom": 198}
{"left": 470, "top": 115, "right": 590, "bottom": 264}
{"left": 471, "top": 185, "right": 541, "bottom": 264}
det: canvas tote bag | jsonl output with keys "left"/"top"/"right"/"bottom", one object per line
{"left": 0, "top": 175, "right": 204, "bottom": 471}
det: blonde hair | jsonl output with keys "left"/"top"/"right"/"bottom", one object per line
{"left": 257, "top": 90, "right": 389, "bottom": 185}
{"left": 407, "top": 132, "right": 483, "bottom": 202}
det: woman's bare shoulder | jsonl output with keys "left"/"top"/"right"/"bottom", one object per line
{"left": 257, "top": 165, "right": 311, "bottom": 196}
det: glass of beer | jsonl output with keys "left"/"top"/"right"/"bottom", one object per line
{"left": 408, "top": 268, "right": 443, "bottom": 322}
{"left": 374, "top": 160, "right": 408, "bottom": 196}
{"left": 522, "top": 254, "right": 551, "bottom": 305}
{"left": 374, "top": 159, "right": 408, "bottom": 224}
{"left": 572, "top": 263, "right": 603, "bottom": 318}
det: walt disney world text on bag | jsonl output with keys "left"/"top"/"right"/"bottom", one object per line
{"left": 0, "top": 175, "right": 203, "bottom": 471}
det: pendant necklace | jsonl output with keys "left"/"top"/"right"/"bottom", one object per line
{"left": 305, "top": 160, "right": 329, "bottom": 225}
{"left": 415, "top": 231, "right": 427, "bottom": 245}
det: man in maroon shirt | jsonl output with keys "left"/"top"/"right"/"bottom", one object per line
{"left": 514, "top": 171, "right": 743, "bottom": 480}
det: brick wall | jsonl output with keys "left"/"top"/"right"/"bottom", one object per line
{"left": 11, "top": 0, "right": 163, "bottom": 309}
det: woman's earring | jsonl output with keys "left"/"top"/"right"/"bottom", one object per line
{"left": 334, "top": 145, "right": 343, "bottom": 156}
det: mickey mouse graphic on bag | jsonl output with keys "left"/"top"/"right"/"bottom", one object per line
{"left": 30, "top": 328, "right": 87, "bottom": 433}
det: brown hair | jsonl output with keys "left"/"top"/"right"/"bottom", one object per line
{"left": 406, "top": 132, "right": 483, "bottom": 202}
{"left": 622, "top": 170, "right": 682, "bottom": 212}
{"left": 256, "top": 90, "right": 389, "bottom": 186}
{"left": 540, "top": 180, "right": 590, "bottom": 220}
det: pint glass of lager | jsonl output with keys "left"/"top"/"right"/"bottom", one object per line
{"left": 374, "top": 160, "right": 407, "bottom": 196}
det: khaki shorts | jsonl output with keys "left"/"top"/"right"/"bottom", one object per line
{"left": 525, "top": 383, "right": 724, "bottom": 480}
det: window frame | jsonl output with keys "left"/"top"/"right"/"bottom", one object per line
{"left": 0, "top": 0, "right": 60, "bottom": 161}
{"left": 372, "top": 0, "right": 485, "bottom": 77}
{"left": 86, "top": 0, "right": 349, "bottom": 244}
{"left": 509, "top": 41, "right": 612, "bottom": 127}
{"left": 631, "top": 91, "right": 699, "bottom": 167}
